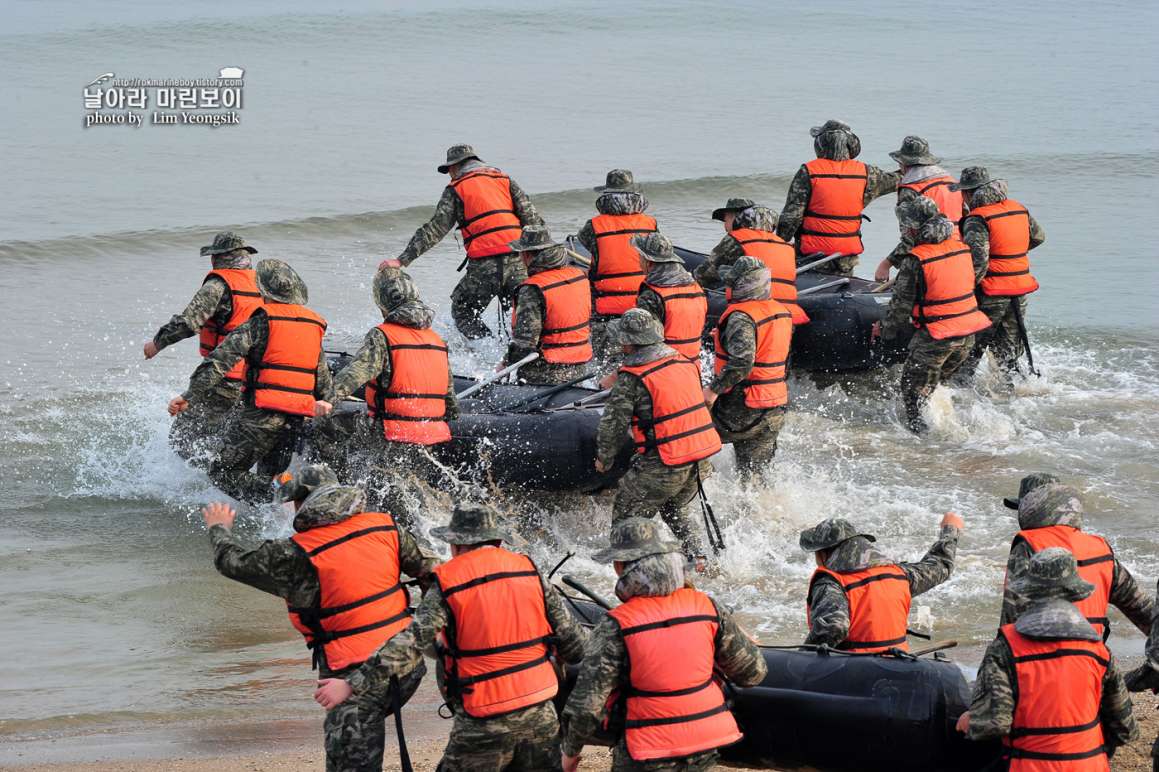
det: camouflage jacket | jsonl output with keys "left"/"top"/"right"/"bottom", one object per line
{"left": 596, "top": 343, "right": 682, "bottom": 467}
{"left": 329, "top": 326, "right": 458, "bottom": 419}
{"left": 1148, "top": 579, "right": 1159, "bottom": 671}
{"left": 881, "top": 215, "right": 972, "bottom": 339}
{"left": 999, "top": 538, "right": 1155, "bottom": 632}
{"left": 708, "top": 310, "right": 758, "bottom": 395}
{"left": 152, "top": 254, "right": 253, "bottom": 351}
{"left": 961, "top": 209, "right": 1047, "bottom": 279}
{"left": 344, "top": 550, "right": 588, "bottom": 703}
{"left": 695, "top": 233, "right": 747, "bottom": 286}
{"left": 560, "top": 594, "right": 767, "bottom": 757}
{"left": 636, "top": 262, "right": 699, "bottom": 324}
{"left": 397, "top": 162, "right": 542, "bottom": 266}
{"left": 776, "top": 163, "right": 900, "bottom": 244}
{"left": 182, "top": 311, "right": 332, "bottom": 404}
{"left": 804, "top": 526, "right": 960, "bottom": 647}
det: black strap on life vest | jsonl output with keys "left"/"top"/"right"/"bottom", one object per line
{"left": 390, "top": 674, "right": 414, "bottom": 772}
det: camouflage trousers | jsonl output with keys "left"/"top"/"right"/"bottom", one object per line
{"left": 437, "top": 701, "right": 563, "bottom": 772}
{"left": 611, "top": 742, "right": 719, "bottom": 771}
{"left": 712, "top": 399, "right": 786, "bottom": 483}
{"left": 898, "top": 329, "right": 974, "bottom": 432}
{"left": 612, "top": 453, "right": 711, "bottom": 559}
{"left": 322, "top": 661, "right": 426, "bottom": 772}
{"left": 169, "top": 380, "right": 242, "bottom": 467}
{"left": 800, "top": 251, "right": 859, "bottom": 277}
{"left": 209, "top": 404, "right": 301, "bottom": 503}
{"left": 516, "top": 359, "right": 592, "bottom": 386}
{"left": 590, "top": 316, "right": 625, "bottom": 371}
{"left": 959, "top": 295, "right": 1028, "bottom": 381}
{"left": 452, "top": 254, "right": 527, "bottom": 339}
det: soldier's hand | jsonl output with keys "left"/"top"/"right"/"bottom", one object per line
{"left": 313, "top": 400, "right": 333, "bottom": 418}
{"left": 143, "top": 341, "right": 159, "bottom": 360}
{"left": 874, "top": 258, "right": 891, "bottom": 283}
{"left": 314, "top": 678, "right": 354, "bottom": 711}
{"left": 561, "top": 753, "right": 582, "bottom": 772}
{"left": 870, "top": 321, "right": 882, "bottom": 343}
{"left": 702, "top": 387, "right": 718, "bottom": 407}
{"left": 598, "top": 372, "right": 618, "bottom": 390}
{"left": 1124, "top": 663, "right": 1159, "bottom": 693}
{"left": 202, "top": 502, "right": 236, "bottom": 530}
{"left": 594, "top": 458, "right": 607, "bottom": 474}
{"left": 378, "top": 258, "right": 403, "bottom": 270}
{"left": 168, "top": 396, "right": 190, "bottom": 416}
{"left": 940, "top": 512, "right": 965, "bottom": 531}
{"left": 954, "top": 711, "right": 970, "bottom": 734}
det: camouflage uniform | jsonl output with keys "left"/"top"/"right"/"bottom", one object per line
{"left": 1124, "top": 579, "right": 1159, "bottom": 765}
{"left": 398, "top": 150, "right": 543, "bottom": 339}
{"left": 708, "top": 257, "right": 789, "bottom": 482}
{"left": 182, "top": 261, "right": 332, "bottom": 503}
{"left": 776, "top": 121, "right": 900, "bottom": 275}
{"left": 694, "top": 201, "right": 775, "bottom": 286}
{"left": 209, "top": 465, "right": 439, "bottom": 772}
{"left": 999, "top": 482, "right": 1155, "bottom": 632}
{"left": 562, "top": 519, "right": 767, "bottom": 770}
{"left": 966, "top": 549, "right": 1138, "bottom": 757}
{"left": 344, "top": 504, "right": 588, "bottom": 772}
{"left": 799, "top": 518, "right": 959, "bottom": 647}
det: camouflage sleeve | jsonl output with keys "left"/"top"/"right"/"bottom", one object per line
{"left": 596, "top": 374, "right": 642, "bottom": 467}
{"left": 575, "top": 219, "right": 597, "bottom": 257}
{"left": 1101, "top": 654, "right": 1140, "bottom": 749}
{"left": 864, "top": 164, "right": 901, "bottom": 203}
{"left": 330, "top": 328, "right": 388, "bottom": 404}
{"left": 804, "top": 575, "right": 851, "bottom": 646}
{"left": 1148, "top": 580, "right": 1159, "bottom": 669}
{"left": 900, "top": 524, "right": 960, "bottom": 597}
{"left": 542, "top": 577, "right": 589, "bottom": 665}
{"left": 694, "top": 235, "right": 742, "bottom": 285}
{"left": 966, "top": 635, "right": 1016, "bottom": 741}
{"left": 182, "top": 314, "right": 259, "bottom": 401}
{"left": 776, "top": 165, "right": 811, "bottom": 242}
{"left": 346, "top": 582, "right": 448, "bottom": 697}
{"left": 508, "top": 178, "right": 544, "bottom": 228}
{"left": 314, "top": 347, "right": 332, "bottom": 400}
{"left": 708, "top": 314, "right": 756, "bottom": 394}
{"left": 506, "top": 285, "right": 543, "bottom": 364}
{"left": 208, "top": 525, "right": 309, "bottom": 600}
{"left": 636, "top": 285, "right": 665, "bottom": 323}
{"left": 397, "top": 526, "right": 440, "bottom": 584}
{"left": 445, "top": 358, "right": 460, "bottom": 421}
{"left": 885, "top": 238, "right": 914, "bottom": 269}
{"left": 896, "top": 187, "right": 918, "bottom": 204}
{"left": 153, "top": 277, "right": 228, "bottom": 351}
{"left": 961, "top": 215, "right": 991, "bottom": 282}
{"left": 1027, "top": 213, "right": 1046, "bottom": 250}
{"left": 999, "top": 539, "right": 1033, "bottom": 626}
{"left": 712, "top": 600, "right": 768, "bottom": 687}
{"left": 561, "top": 617, "right": 627, "bottom": 757}
{"left": 398, "top": 186, "right": 462, "bottom": 266}
{"left": 882, "top": 254, "right": 918, "bottom": 339}
{"left": 1109, "top": 557, "right": 1157, "bottom": 635}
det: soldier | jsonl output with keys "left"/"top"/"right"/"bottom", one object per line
{"left": 999, "top": 478, "right": 1154, "bottom": 639}
{"left": 145, "top": 231, "right": 263, "bottom": 461}
{"left": 1124, "top": 579, "right": 1159, "bottom": 772}
{"left": 314, "top": 503, "right": 588, "bottom": 772}
{"left": 800, "top": 514, "right": 962, "bottom": 651}
{"left": 776, "top": 120, "right": 900, "bottom": 276}
{"left": 953, "top": 167, "right": 1047, "bottom": 383}
{"left": 502, "top": 225, "right": 594, "bottom": 385}
{"left": 316, "top": 266, "right": 458, "bottom": 526}
{"left": 705, "top": 257, "right": 793, "bottom": 483}
{"left": 877, "top": 197, "right": 991, "bottom": 434}
{"left": 695, "top": 200, "right": 808, "bottom": 325}
{"left": 957, "top": 548, "right": 1138, "bottom": 768}
{"left": 203, "top": 463, "right": 437, "bottom": 772}
{"left": 575, "top": 169, "right": 660, "bottom": 366}
{"left": 634, "top": 233, "right": 707, "bottom": 362}
{"left": 560, "top": 517, "right": 767, "bottom": 772}
{"left": 394, "top": 145, "right": 543, "bottom": 339}
{"left": 168, "top": 260, "right": 331, "bottom": 502}
{"left": 595, "top": 309, "right": 722, "bottom": 568}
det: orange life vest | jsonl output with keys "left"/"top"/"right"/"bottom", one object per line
{"left": 450, "top": 169, "right": 524, "bottom": 260}
{"left": 999, "top": 623, "right": 1110, "bottom": 772}
{"left": 899, "top": 176, "right": 964, "bottom": 237}
{"left": 433, "top": 546, "right": 558, "bottom": 718}
{"left": 607, "top": 588, "right": 743, "bottom": 762}
{"left": 642, "top": 282, "right": 708, "bottom": 361}
{"left": 808, "top": 564, "right": 912, "bottom": 653}
{"left": 517, "top": 266, "right": 593, "bottom": 364}
{"left": 364, "top": 323, "right": 451, "bottom": 445}
{"left": 800, "top": 159, "right": 868, "bottom": 256}
{"left": 713, "top": 299, "right": 793, "bottom": 409}
{"left": 250, "top": 304, "right": 327, "bottom": 416}
{"left": 287, "top": 511, "right": 412, "bottom": 672}
{"left": 910, "top": 239, "right": 992, "bottom": 340}
{"left": 198, "top": 268, "right": 263, "bottom": 382}
{"left": 1013, "top": 527, "right": 1115, "bottom": 640}
{"left": 968, "top": 199, "right": 1040, "bottom": 297}
{"left": 620, "top": 355, "right": 721, "bottom": 467}
{"left": 729, "top": 228, "right": 809, "bottom": 325}
{"left": 590, "top": 213, "right": 657, "bottom": 315}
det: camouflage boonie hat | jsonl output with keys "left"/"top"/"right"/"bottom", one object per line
{"left": 509, "top": 225, "right": 559, "bottom": 253}
{"left": 200, "top": 231, "right": 258, "bottom": 257}
{"left": 810, "top": 119, "right": 853, "bottom": 138}
{"left": 1018, "top": 484, "right": 1084, "bottom": 529}
{"left": 723, "top": 255, "right": 768, "bottom": 288}
{"left": 595, "top": 168, "right": 641, "bottom": 193}
{"left": 1004, "top": 472, "right": 1062, "bottom": 509}
{"left": 632, "top": 233, "right": 682, "bottom": 264}
{"left": 950, "top": 166, "right": 1002, "bottom": 192}
{"left": 1011, "top": 547, "right": 1095, "bottom": 603}
{"left": 711, "top": 197, "right": 756, "bottom": 221}
{"left": 437, "top": 144, "right": 481, "bottom": 174}
{"left": 592, "top": 517, "right": 682, "bottom": 564}
{"left": 895, "top": 195, "right": 942, "bottom": 228}
{"left": 373, "top": 265, "right": 420, "bottom": 314}
{"left": 799, "top": 517, "right": 875, "bottom": 552}
{"left": 889, "top": 135, "right": 941, "bottom": 166}
{"left": 272, "top": 462, "right": 339, "bottom": 504}
{"left": 430, "top": 502, "right": 512, "bottom": 545}
{"left": 256, "top": 259, "right": 309, "bottom": 304}
{"left": 618, "top": 308, "right": 664, "bottom": 346}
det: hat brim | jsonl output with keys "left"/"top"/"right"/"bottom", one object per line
{"left": 639, "top": 252, "right": 682, "bottom": 264}
{"left": 429, "top": 526, "right": 510, "bottom": 545}
{"left": 201, "top": 244, "right": 258, "bottom": 256}
{"left": 1004, "top": 497, "right": 1021, "bottom": 510}
{"left": 950, "top": 177, "right": 1001, "bottom": 192}
{"left": 508, "top": 240, "right": 559, "bottom": 253}
{"left": 437, "top": 155, "right": 481, "bottom": 174}
{"left": 888, "top": 151, "right": 941, "bottom": 166}
{"left": 1011, "top": 576, "right": 1095, "bottom": 603}
{"left": 800, "top": 533, "right": 876, "bottom": 552}
{"left": 595, "top": 184, "right": 642, "bottom": 194}
{"left": 711, "top": 206, "right": 747, "bottom": 221}
{"left": 592, "top": 539, "right": 682, "bottom": 564}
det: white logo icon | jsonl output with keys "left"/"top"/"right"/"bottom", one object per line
{"left": 218, "top": 67, "right": 244, "bottom": 79}
{"left": 86, "top": 72, "right": 115, "bottom": 87}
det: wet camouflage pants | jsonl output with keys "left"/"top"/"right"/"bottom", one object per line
{"left": 208, "top": 404, "right": 299, "bottom": 503}
{"left": 323, "top": 662, "right": 425, "bottom": 772}
{"left": 437, "top": 702, "right": 563, "bottom": 772}
{"left": 801, "top": 252, "right": 860, "bottom": 277}
{"left": 899, "top": 329, "right": 974, "bottom": 430}
{"left": 452, "top": 255, "right": 527, "bottom": 339}
{"left": 516, "top": 359, "right": 592, "bottom": 387}
{"left": 959, "top": 295, "right": 1028, "bottom": 380}
{"left": 169, "top": 380, "right": 242, "bottom": 467}
{"left": 712, "top": 401, "right": 786, "bottom": 483}
{"left": 611, "top": 743, "right": 719, "bottom": 771}
{"left": 590, "top": 316, "right": 625, "bottom": 370}
{"left": 612, "top": 454, "right": 709, "bottom": 559}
